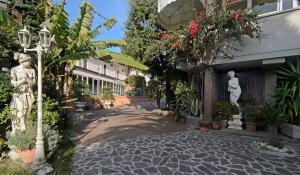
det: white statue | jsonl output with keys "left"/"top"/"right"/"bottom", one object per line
{"left": 10, "top": 53, "right": 35, "bottom": 133}
{"left": 227, "top": 71, "right": 241, "bottom": 107}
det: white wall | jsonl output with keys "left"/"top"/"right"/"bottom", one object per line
{"left": 216, "top": 9, "right": 300, "bottom": 65}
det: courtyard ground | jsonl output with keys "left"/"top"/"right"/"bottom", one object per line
{"left": 71, "top": 106, "right": 300, "bottom": 175}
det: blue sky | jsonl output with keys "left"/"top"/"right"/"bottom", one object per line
{"left": 52, "top": 0, "right": 129, "bottom": 52}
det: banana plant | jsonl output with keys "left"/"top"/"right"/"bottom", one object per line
{"left": 42, "top": 0, "right": 148, "bottom": 98}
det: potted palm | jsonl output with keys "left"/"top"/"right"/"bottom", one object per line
{"left": 211, "top": 115, "right": 221, "bottom": 130}
{"left": 6, "top": 123, "right": 36, "bottom": 164}
{"left": 213, "top": 101, "right": 238, "bottom": 129}
{"left": 101, "top": 87, "right": 114, "bottom": 108}
{"left": 243, "top": 105, "right": 257, "bottom": 132}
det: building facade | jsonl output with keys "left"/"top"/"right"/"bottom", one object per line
{"left": 73, "top": 59, "right": 129, "bottom": 96}
{"left": 158, "top": 0, "right": 300, "bottom": 120}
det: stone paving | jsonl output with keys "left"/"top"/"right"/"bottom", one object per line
{"left": 72, "top": 130, "right": 300, "bottom": 175}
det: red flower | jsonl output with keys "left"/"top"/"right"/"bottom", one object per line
{"left": 162, "top": 33, "right": 172, "bottom": 39}
{"left": 188, "top": 20, "right": 199, "bottom": 38}
{"left": 172, "top": 39, "right": 182, "bottom": 50}
{"left": 230, "top": 11, "right": 242, "bottom": 20}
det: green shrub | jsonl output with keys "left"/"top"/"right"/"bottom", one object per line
{"left": 0, "top": 105, "right": 12, "bottom": 125}
{"left": 6, "top": 122, "right": 36, "bottom": 151}
{"left": 212, "top": 101, "right": 239, "bottom": 120}
{"left": 125, "top": 75, "right": 146, "bottom": 88}
{"left": 101, "top": 88, "right": 113, "bottom": 101}
{"left": 29, "top": 97, "right": 61, "bottom": 127}
{"left": 6, "top": 122, "right": 61, "bottom": 156}
{"left": 243, "top": 105, "right": 257, "bottom": 122}
{"left": 212, "top": 115, "right": 221, "bottom": 122}
{"left": 174, "top": 92, "right": 202, "bottom": 117}
{"left": 257, "top": 102, "right": 288, "bottom": 126}
{"left": 43, "top": 124, "right": 61, "bottom": 158}
{"left": 0, "top": 73, "right": 13, "bottom": 110}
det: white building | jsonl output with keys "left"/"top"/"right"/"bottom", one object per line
{"left": 74, "top": 59, "right": 129, "bottom": 96}
{"left": 158, "top": 0, "right": 300, "bottom": 119}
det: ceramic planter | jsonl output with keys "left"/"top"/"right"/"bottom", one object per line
{"left": 280, "top": 123, "right": 300, "bottom": 139}
{"left": 185, "top": 116, "right": 200, "bottom": 130}
{"left": 245, "top": 122, "right": 257, "bottom": 132}
{"left": 220, "top": 120, "right": 228, "bottom": 129}
{"left": 199, "top": 121, "right": 210, "bottom": 132}
{"left": 211, "top": 121, "right": 221, "bottom": 130}
{"left": 19, "top": 149, "right": 35, "bottom": 164}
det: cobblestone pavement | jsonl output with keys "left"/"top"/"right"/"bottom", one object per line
{"left": 72, "top": 131, "right": 300, "bottom": 175}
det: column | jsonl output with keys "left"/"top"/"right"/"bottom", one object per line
{"left": 203, "top": 68, "right": 217, "bottom": 121}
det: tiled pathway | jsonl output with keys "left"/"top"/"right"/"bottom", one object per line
{"left": 72, "top": 130, "right": 300, "bottom": 175}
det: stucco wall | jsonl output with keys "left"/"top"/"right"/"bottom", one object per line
{"left": 216, "top": 9, "right": 300, "bottom": 65}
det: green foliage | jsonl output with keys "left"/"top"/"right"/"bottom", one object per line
{"left": 273, "top": 60, "right": 300, "bottom": 124}
{"left": 6, "top": 123, "right": 36, "bottom": 151}
{"left": 43, "top": 124, "right": 61, "bottom": 157}
{"left": 0, "top": 159, "right": 30, "bottom": 175}
{"left": 101, "top": 88, "right": 113, "bottom": 101}
{"left": 72, "top": 79, "right": 89, "bottom": 101}
{"left": 212, "top": 115, "right": 221, "bottom": 122}
{"left": 29, "top": 97, "right": 61, "bottom": 127}
{"left": 174, "top": 91, "right": 202, "bottom": 118}
{"left": 178, "top": 2, "right": 261, "bottom": 64}
{"left": 147, "top": 78, "right": 165, "bottom": 108}
{"left": 212, "top": 101, "right": 239, "bottom": 120}
{"left": 125, "top": 75, "right": 146, "bottom": 88}
{"left": 172, "top": 80, "right": 190, "bottom": 95}
{"left": 243, "top": 105, "right": 257, "bottom": 122}
{"left": 0, "top": 73, "right": 13, "bottom": 110}
{"left": 257, "top": 102, "right": 288, "bottom": 127}
{"left": 0, "top": 105, "right": 12, "bottom": 125}
{"left": 242, "top": 91, "right": 256, "bottom": 105}
{"left": 124, "top": 0, "right": 160, "bottom": 64}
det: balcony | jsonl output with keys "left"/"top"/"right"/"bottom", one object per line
{"left": 158, "top": 0, "right": 205, "bottom": 30}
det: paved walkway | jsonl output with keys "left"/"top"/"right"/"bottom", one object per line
{"left": 71, "top": 107, "right": 300, "bottom": 175}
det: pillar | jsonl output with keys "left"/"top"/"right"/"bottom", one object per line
{"left": 203, "top": 68, "right": 217, "bottom": 121}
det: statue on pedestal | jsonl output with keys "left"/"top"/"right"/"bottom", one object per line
{"left": 10, "top": 53, "right": 35, "bottom": 133}
{"left": 227, "top": 71, "right": 242, "bottom": 130}
{"left": 227, "top": 71, "right": 241, "bottom": 107}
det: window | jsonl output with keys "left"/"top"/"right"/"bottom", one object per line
{"left": 94, "top": 79, "right": 97, "bottom": 95}
{"left": 226, "top": 0, "right": 248, "bottom": 11}
{"left": 282, "top": 0, "right": 293, "bottom": 10}
{"left": 103, "top": 65, "right": 107, "bottom": 75}
{"left": 252, "top": 0, "right": 278, "bottom": 14}
{"left": 88, "top": 78, "right": 93, "bottom": 94}
{"left": 83, "top": 60, "right": 88, "bottom": 69}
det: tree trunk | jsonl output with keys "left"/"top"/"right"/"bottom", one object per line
{"left": 156, "top": 89, "right": 161, "bottom": 109}
{"left": 65, "top": 68, "right": 74, "bottom": 99}
{"left": 165, "top": 69, "right": 172, "bottom": 109}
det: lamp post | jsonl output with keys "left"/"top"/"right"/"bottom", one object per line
{"left": 18, "top": 26, "right": 53, "bottom": 173}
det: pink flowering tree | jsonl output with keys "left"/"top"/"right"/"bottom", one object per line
{"left": 177, "top": 3, "right": 262, "bottom": 65}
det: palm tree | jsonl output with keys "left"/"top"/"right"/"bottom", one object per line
{"left": 43, "top": 1, "right": 148, "bottom": 98}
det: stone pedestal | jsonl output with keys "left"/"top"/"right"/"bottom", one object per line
{"left": 228, "top": 113, "right": 242, "bottom": 130}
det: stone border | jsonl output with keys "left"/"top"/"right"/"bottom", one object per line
{"left": 251, "top": 142, "right": 299, "bottom": 158}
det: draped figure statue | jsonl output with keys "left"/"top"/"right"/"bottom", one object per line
{"left": 227, "top": 71, "right": 241, "bottom": 108}
{"left": 10, "top": 53, "right": 35, "bottom": 133}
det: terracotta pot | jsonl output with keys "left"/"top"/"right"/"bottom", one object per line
{"left": 199, "top": 126, "right": 209, "bottom": 132}
{"left": 19, "top": 149, "right": 35, "bottom": 164}
{"left": 245, "top": 122, "right": 257, "bottom": 132}
{"left": 211, "top": 122, "right": 221, "bottom": 130}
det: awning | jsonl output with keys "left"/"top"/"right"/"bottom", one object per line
{"left": 158, "top": 0, "right": 204, "bottom": 30}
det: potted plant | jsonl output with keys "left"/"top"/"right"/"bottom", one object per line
{"left": 212, "top": 101, "right": 239, "bottom": 129}
{"left": 273, "top": 60, "right": 300, "bottom": 139}
{"left": 211, "top": 115, "right": 221, "bottom": 130}
{"left": 174, "top": 92, "right": 202, "bottom": 130}
{"left": 257, "top": 103, "right": 288, "bottom": 139}
{"left": 243, "top": 104, "right": 257, "bottom": 132}
{"left": 6, "top": 123, "right": 36, "bottom": 164}
{"left": 101, "top": 87, "right": 114, "bottom": 108}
